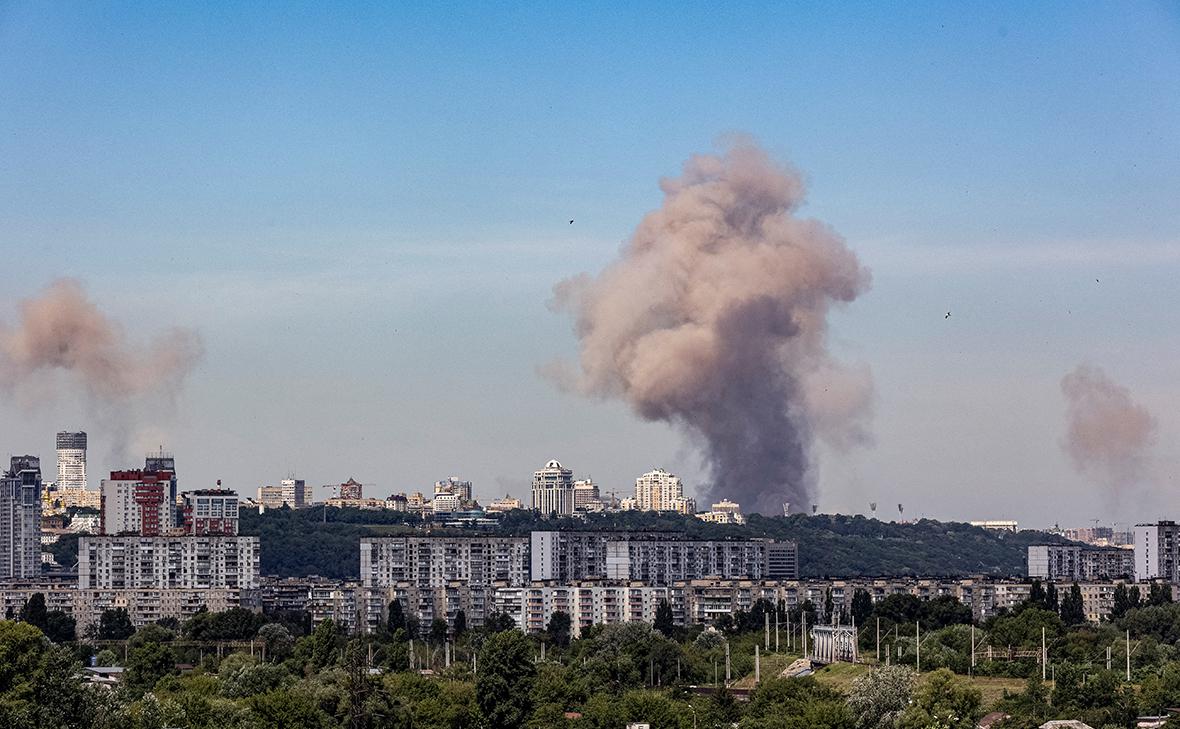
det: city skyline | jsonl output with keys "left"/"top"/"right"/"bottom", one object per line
{"left": 1, "top": 3, "right": 1178, "bottom": 528}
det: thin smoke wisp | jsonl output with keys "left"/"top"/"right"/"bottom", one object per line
{"left": 1061, "top": 363, "right": 1157, "bottom": 488}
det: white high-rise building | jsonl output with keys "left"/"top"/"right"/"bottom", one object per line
{"left": 532, "top": 459, "right": 574, "bottom": 516}
{"left": 56, "top": 431, "right": 87, "bottom": 490}
{"left": 1134, "top": 521, "right": 1180, "bottom": 582}
{"left": 0, "top": 456, "right": 42, "bottom": 580}
{"left": 634, "top": 468, "right": 694, "bottom": 513}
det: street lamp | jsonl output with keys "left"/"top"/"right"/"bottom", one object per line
{"left": 687, "top": 703, "right": 698, "bottom": 729}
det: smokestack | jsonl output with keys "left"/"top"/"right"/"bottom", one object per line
{"left": 547, "top": 141, "right": 871, "bottom": 514}
{"left": 1061, "top": 364, "right": 1157, "bottom": 489}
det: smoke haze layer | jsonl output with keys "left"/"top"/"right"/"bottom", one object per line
{"left": 549, "top": 142, "right": 871, "bottom": 514}
{"left": 1061, "top": 364, "right": 1157, "bottom": 489}
{"left": 0, "top": 279, "right": 203, "bottom": 458}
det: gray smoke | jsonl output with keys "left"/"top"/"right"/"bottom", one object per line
{"left": 1061, "top": 364, "right": 1157, "bottom": 488}
{"left": 548, "top": 142, "right": 871, "bottom": 514}
{"left": 0, "top": 278, "right": 203, "bottom": 405}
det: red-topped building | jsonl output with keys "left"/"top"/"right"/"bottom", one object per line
{"left": 181, "top": 488, "right": 239, "bottom": 535}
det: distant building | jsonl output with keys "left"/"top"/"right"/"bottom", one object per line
{"left": 387, "top": 494, "right": 408, "bottom": 512}
{"left": 486, "top": 494, "right": 523, "bottom": 512}
{"left": 55, "top": 431, "right": 87, "bottom": 490}
{"left": 79, "top": 535, "right": 259, "bottom": 589}
{"left": 143, "top": 450, "right": 179, "bottom": 505}
{"left": 181, "top": 489, "right": 239, "bottom": 535}
{"left": 1027, "top": 544, "right": 1133, "bottom": 581}
{"left": 1134, "top": 522, "right": 1180, "bottom": 582}
{"left": 405, "top": 492, "right": 430, "bottom": 515}
{"left": 257, "top": 478, "right": 313, "bottom": 509}
{"left": 697, "top": 499, "right": 745, "bottom": 525}
{"left": 434, "top": 477, "right": 473, "bottom": 503}
{"left": 339, "top": 478, "right": 363, "bottom": 500}
{"left": 573, "top": 479, "right": 600, "bottom": 511}
{"left": 532, "top": 459, "right": 574, "bottom": 516}
{"left": 101, "top": 470, "right": 176, "bottom": 536}
{"left": 969, "top": 520, "right": 1019, "bottom": 533}
{"left": 635, "top": 468, "right": 695, "bottom": 514}
{"left": 530, "top": 531, "right": 798, "bottom": 584}
{"left": 0, "top": 456, "right": 43, "bottom": 579}
{"left": 431, "top": 492, "right": 461, "bottom": 514}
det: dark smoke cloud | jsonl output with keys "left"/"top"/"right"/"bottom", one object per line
{"left": 547, "top": 142, "right": 871, "bottom": 514}
{"left": 0, "top": 280, "right": 203, "bottom": 452}
{"left": 1061, "top": 364, "right": 1157, "bottom": 487}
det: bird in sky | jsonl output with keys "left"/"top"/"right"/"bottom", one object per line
{"left": 569, "top": 219, "right": 574, "bottom": 224}
{"left": 945, "top": 311, "right": 951, "bottom": 319}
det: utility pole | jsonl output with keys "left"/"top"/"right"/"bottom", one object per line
{"left": 1126, "top": 629, "right": 1131, "bottom": 681}
{"left": 765, "top": 612, "right": 770, "bottom": 651}
{"left": 775, "top": 610, "right": 780, "bottom": 652}
{"left": 755, "top": 645, "right": 761, "bottom": 684}
{"left": 1041, "top": 627, "right": 1046, "bottom": 682}
{"left": 876, "top": 617, "right": 881, "bottom": 663}
{"left": 802, "top": 612, "right": 808, "bottom": 659}
{"left": 916, "top": 621, "right": 921, "bottom": 674}
{"left": 1106, "top": 645, "right": 1111, "bottom": 671}
{"left": 725, "top": 640, "right": 731, "bottom": 683}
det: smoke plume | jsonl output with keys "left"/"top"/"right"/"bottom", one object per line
{"left": 0, "top": 278, "right": 203, "bottom": 404}
{"left": 1061, "top": 364, "right": 1157, "bottom": 487}
{"left": 548, "top": 141, "right": 871, "bottom": 514}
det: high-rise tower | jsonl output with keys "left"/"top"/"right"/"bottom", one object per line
{"left": 0, "top": 456, "right": 42, "bottom": 579}
{"left": 56, "top": 431, "right": 87, "bottom": 490}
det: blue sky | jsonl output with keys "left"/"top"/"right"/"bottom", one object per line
{"left": 1, "top": 2, "right": 1177, "bottom": 527}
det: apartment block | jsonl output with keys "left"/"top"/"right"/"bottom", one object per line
{"left": 1134, "top": 522, "right": 1180, "bottom": 582}
{"left": 78, "top": 535, "right": 260, "bottom": 590}
{"left": 530, "top": 531, "right": 798, "bottom": 584}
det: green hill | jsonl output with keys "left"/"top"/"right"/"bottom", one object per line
{"left": 240, "top": 507, "right": 1066, "bottom": 579}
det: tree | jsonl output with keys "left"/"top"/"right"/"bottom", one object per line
{"left": 1060, "top": 583, "right": 1086, "bottom": 625}
{"left": 745, "top": 676, "right": 853, "bottom": 729}
{"left": 848, "top": 665, "right": 917, "bottom": 729}
{"left": 19, "top": 593, "right": 48, "bottom": 632}
{"left": 484, "top": 611, "right": 517, "bottom": 633}
{"left": 1045, "top": 582, "right": 1059, "bottom": 613}
{"left": 896, "top": 668, "right": 981, "bottom": 729}
{"left": 1112, "top": 583, "right": 1131, "bottom": 620}
{"left": 43, "top": 611, "right": 75, "bottom": 643}
{"left": 429, "top": 618, "right": 448, "bottom": 645}
{"left": 653, "top": 600, "right": 675, "bottom": 638}
{"left": 547, "top": 610, "right": 571, "bottom": 647}
{"left": 124, "top": 640, "right": 177, "bottom": 693}
{"left": 1149, "top": 582, "right": 1174, "bottom": 606}
{"left": 1028, "top": 579, "right": 1046, "bottom": 609}
{"left": 823, "top": 589, "right": 834, "bottom": 622}
{"left": 257, "top": 622, "right": 295, "bottom": 662}
{"left": 851, "top": 589, "right": 874, "bottom": 626}
{"left": 98, "top": 608, "right": 134, "bottom": 640}
{"left": 387, "top": 599, "right": 406, "bottom": 634}
{"left": 476, "top": 630, "right": 536, "bottom": 729}
{"left": 248, "top": 689, "right": 334, "bottom": 729}
{"left": 307, "top": 618, "right": 342, "bottom": 670}
{"left": 453, "top": 609, "right": 467, "bottom": 640}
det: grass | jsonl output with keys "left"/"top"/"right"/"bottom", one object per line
{"left": 729, "top": 654, "right": 1034, "bottom": 708}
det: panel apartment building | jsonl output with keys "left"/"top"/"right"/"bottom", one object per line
{"left": 360, "top": 535, "right": 530, "bottom": 630}
{"left": 530, "top": 531, "right": 799, "bottom": 585}
{"left": 78, "top": 535, "right": 260, "bottom": 590}
{"left": 1027, "top": 544, "right": 1135, "bottom": 581}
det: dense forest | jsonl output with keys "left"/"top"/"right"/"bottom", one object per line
{"left": 236, "top": 507, "right": 1071, "bottom": 580}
